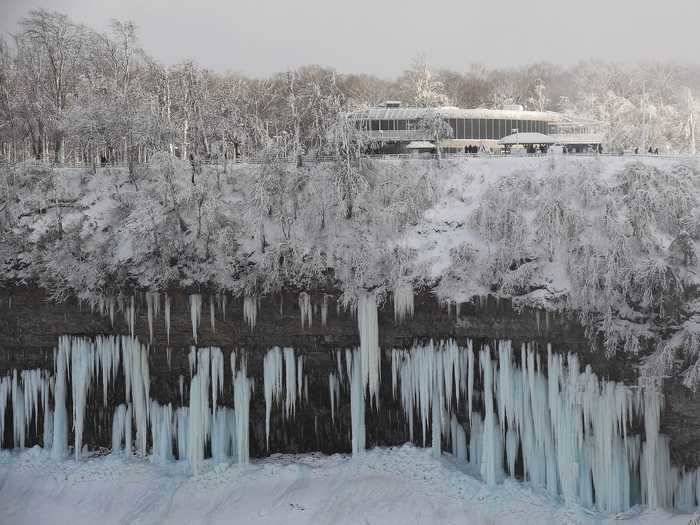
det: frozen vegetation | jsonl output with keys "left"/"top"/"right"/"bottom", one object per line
{"left": 2, "top": 155, "right": 700, "bottom": 382}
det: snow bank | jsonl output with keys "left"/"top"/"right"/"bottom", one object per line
{"left": 0, "top": 445, "right": 693, "bottom": 525}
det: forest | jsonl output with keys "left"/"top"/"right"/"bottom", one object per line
{"left": 0, "top": 8, "right": 698, "bottom": 165}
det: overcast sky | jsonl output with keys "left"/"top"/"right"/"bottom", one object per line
{"left": 1, "top": 0, "right": 698, "bottom": 77}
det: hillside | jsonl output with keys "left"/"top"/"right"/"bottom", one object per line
{"left": 2, "top": 155, "right": 700, "bottom": 383}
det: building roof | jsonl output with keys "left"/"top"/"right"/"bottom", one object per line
{"left": 349, "top": 106, "right": 562, "bottom": 122}
{"left": 405, "top": 141, "right": 436, "bottom": 149}
{"left": 549, "top": 133, "right": 603, "bottom": 145}
{"left": 498, "top": 132, "right": 556, "bottom": 145}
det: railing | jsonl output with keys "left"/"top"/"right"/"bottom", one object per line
{"left": 2, "top": 151, "right": 696, "bottom": 169}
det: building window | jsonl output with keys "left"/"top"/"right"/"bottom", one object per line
{"left": 397, "top": 119, "right": 407, "bottom": 131}
{"left": 448, "top": 119, "right": 457, "bottom": 138}
{"left": 486, "top": 119, "right": 494, "bottom": 139}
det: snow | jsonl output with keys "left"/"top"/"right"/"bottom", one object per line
{"left": 0, "top": 444, "right": 694, "bottom": 525}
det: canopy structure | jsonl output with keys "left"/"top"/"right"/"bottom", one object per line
{"left": 405, "top": 141, "right": 436, "bottom": 150}
{"left": 497, "top": 132, "right": 556, "bottom": 145}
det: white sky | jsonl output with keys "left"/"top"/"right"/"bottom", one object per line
{"left": 1, "top": 0, "right": 698, "bottom": 77}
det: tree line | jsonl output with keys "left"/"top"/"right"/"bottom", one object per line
{"left": 0, "top": 9, "right": 698, "bottom": 165}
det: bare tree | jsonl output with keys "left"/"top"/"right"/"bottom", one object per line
{"left": 19, "top": 9, "right": 87, "bottom": 161}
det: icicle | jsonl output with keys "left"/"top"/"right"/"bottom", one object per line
{"left": 480, "top": 347, "right": 501, "bottom": 486}
{"left": 210, "top": 295, "right": 216, "bottom": 333}
{"left": 211, "top": 407, "right": 234, "bottom": 464}
{"left": 263, "top": 347, "right": 284, "bottom": 449}
{"left": 12, "top": 370, "right": 25, "bottom": 448}
{"left": 176, "top": 407, "right": 188, "bottom": 460}
{"left": 152, "top": 402, "right": 173, "bottom": 465}
{"left": 211, "top": 348, "right": 224, "bottom": 414}
{"left": 450, "top": 415, "right": 467, "bottom": 462}
{"left": 164, "top": 294, "right": 171, "bottom": 344}
{"left": 329, "top": 372, "right": 340, "bottom": 423}
{"left": 190, "top": 294, "right": 202, "bottom": 344}
{"left": 284, "top": 347, "right": 297, "bottom": 418}
{"left": 349, "top": 349, "right": 366, "bottom": 455}
{"left": 166, "top": 347, "right": 172, "bottom": 370}
{"left": 71, "top": 339, "right": 94, "bottom": 460}
{"left": 42, "top": 375, "right": 52, "bottom": 449}
{"left": 51, "top": 338, "right": 69, "bottom": 460}
{"left": 243, "top": 295, "right": 258, "bottom": 331}
{"left": 233, "top": 360, "right": 251, "bottom": 464}
{"left": 111, "top": 404, "right": 127, "bottom": 453}
{"left": 299, "top": 292, "right": 312, "bottom": 328}
{"left": 358, "top": 291, "right": 380, "bottom": 409}
{"left": 220, "top": 293, "right": 227, "bottom": 321}
{"left": 393, "top": 284, "right": 414, "bottom": 323}
{"left": 126, "top": 296, "right": 135, "bottom": 338}
{"left": 187, "top": 372, "right": 208, "bottom": 475}
{"left": 321, "top": 295, "right": 330, "bottom": 328}
{"left": 297, "top": 355, "right": 304, "bottom": 400}
{"left": 146, "top": 292, "right": 159, "bottom": 343}
{"left": 337, "top": 350, "right": 344, "bottom": 382}
{"left": 643, "top": 388, "right": 664, "bottom": 509}
{"left": 108, "top": 296, "right": 115, "bottom": 327}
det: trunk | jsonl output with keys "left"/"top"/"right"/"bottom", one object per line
{"left": 183, "top": 119, "right": 188, "bottom": 160}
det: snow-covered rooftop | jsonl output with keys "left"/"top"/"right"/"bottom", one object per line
{"left": 349, "top": 106, "right": 563, "bottom": 122}
{"left": 405, "top": 141, "right": 435, "bottom": 149}
{"left": 497, "top": 132, "right": 556, "bottom": 145}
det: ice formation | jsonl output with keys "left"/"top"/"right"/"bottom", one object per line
{"left": 348, "top": 349, "right": 366, "bottom": 455}
{"left": 389, "top": 339, "right": 691, "bottom": 513}
{"left": 126, "top": 296, "right": 135, "bottom": 338}
{"left": 210, "top": 295, "right": 216, "bottom": 333}
{"left": 189, "top": 294, "right": 202, "bottom": 343}
{"left": 146, "top": 292, "right": 160, "bottom": 343}
{"left": 358, "top": 291, "right": 380, "bottom": 409}
{"left": 329, "top": 372, "right": 340, "bottom": 422}
{"left": 263, "top": 346, "right": 283, "bottom": 448}
{"left": 299, "top": 292, "right": 312, "bottom": 329}
{"left": 262, "top": 347, "right": 303, "bottom": 448}
{"left": 164, "top": 293, "right": 171, "bottom": 344}
{"left": 2, "top": 330, "right": 699, "bottom": 513}
{"left": 393, "top": 284, "right": 414, "bottom": 323}
{"left": 0, "top": 335, "right": 251, "bottom": 476}
{"left": 243, "top": 295, "right": 258, "bottom": 331}
{"left": 321, "top": 294, "right": 330, "bottom": 328}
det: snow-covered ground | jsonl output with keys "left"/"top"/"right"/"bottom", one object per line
{"left": 0, "top": 444, "right": 692, "bottom": 525}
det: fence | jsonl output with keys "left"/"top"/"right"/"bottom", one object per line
{"left": 2, "top": 151, "right": 696, "bottom": 169}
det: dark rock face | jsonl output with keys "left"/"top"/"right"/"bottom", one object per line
{"left": 0, "top": 286, "right": 693, "bottom": 467}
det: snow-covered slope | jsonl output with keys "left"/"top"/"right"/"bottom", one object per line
{"left": 4, "top": 155, "right": 698, "bottom": 379}
{"left": 0, "top": 445, "right": 691, "bottom": 525}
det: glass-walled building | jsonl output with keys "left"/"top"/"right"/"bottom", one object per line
{"left": 348, "top": 104, "right": 602, "bottom": 153}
